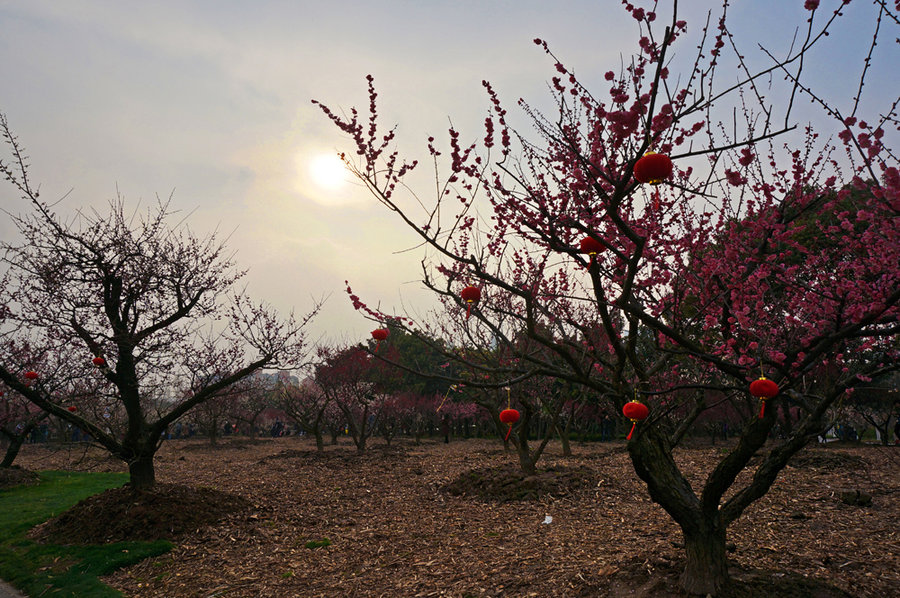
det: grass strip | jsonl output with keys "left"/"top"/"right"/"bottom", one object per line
{"left": 0, "top": 471, "right": 172, "bottom": 597}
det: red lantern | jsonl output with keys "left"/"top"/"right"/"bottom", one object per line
{"left": 23, "top": 371, "right": 39, "bottom": 384}
{"left": 750, "top": 377, "right": 779, "bottom": 418}
{"left": 92, "top": 356, "right": 106, "bottom": 368}
{"left": 579, "top": 236, "right": 604, "bottom": 267}
{"left": 67, "top": 405, "right": 77, "bottom": 412}
{"left": 460, "top": 286, "right": 481, "bottom": 320}
{"left": 371, "top": 328, "right": 389, "bottom": 352}
{"left": 633, "top": 152, "right": 673, "bottom": 185}
{"left": 499, "top": 408, "right": 520, "bottom": 441}
{"left": 622, "top": 400, "right": 649, "bottom": 440}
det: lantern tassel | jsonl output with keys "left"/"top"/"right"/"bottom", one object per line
{"left": 504, "top": 425, "right": 513, "bottom": 441}
{"left": 375, "top": 340, "right": 381, "bottom": 353}
{"left": 466, "top": 301, "right": 473, "bottom": 319}
{"left": 759, "top": 401, "right": 766, "bottom": 419}
{"left": 436, "top": 387, "right": 453, "bottom": 412}
{"left": 626, "top": 421, "right": 637, "bottom": 441}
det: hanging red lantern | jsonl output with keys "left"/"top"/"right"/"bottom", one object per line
{"left": 24, "top": 371, "right": 39, "bottom": 381}
{"left": 633, "top": 152, "right": 673, "bottom": 185}
{"left": 750, "top": 377, "right": 779, "bottom": 418}
{"left": 622, "top": 400, "right": 649, "bottom": 440}
{"left": 67, "top": 405, "right": 77, "bottom": 412}
{"left": 92, "top": 356, "right": 106, "bottom": 368}
{"left": 371, "top": 328, "right": 389, "bottom": 352}
{"left": 499, "top": 408, "right": 520, "bottom": 441}
{"left": 579, "top": 236, "right": 604, "bottom": 267}
{"left": 460, "top": 286, "right": 481, "bottom": 320}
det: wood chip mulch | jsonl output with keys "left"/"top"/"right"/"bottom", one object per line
{"left": 10, "top": 437, "right": 900, "bottom": 597}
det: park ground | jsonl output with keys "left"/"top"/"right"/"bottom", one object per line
{"left": 6, "top": 436, "right": 900, "bottom": 597}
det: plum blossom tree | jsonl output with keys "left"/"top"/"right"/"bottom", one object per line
{"left": 226, "top": 372, "right": 282, "bottom": 438}
{"left": 0, "top": 115, "right": 320, "bottom": 489}
{"left": 277, "top": 373, "right": 332, "bottom": 451}
{"left": 315, "top": 345, "right": 402, "bottom": 453}
{"left": 316, "top": 1, "right": 899, "bottom": 594}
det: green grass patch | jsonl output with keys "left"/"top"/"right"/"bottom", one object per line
{"left": 0, "top": 471, "right": 172, "bottom": 597}
{"left": 304, "top": 538, "right": 331, "bottom": 549}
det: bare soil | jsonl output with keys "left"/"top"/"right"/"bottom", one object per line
{"left": 0, "top": 465, "right": 39, "bottom": 489}
{"left": 9, "top": 437, "right": 900, "bottom": 597}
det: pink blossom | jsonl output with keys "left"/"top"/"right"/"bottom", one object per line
{"left": 724, "top": 169, "right": 747, "bottom": 186}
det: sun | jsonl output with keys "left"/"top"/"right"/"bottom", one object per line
{"left": 308, "top": 153, "right": 348, "bottom": 190}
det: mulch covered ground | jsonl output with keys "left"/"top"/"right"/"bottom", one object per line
{"left": 9, "top": 437, "right": 900, "bottom": 597}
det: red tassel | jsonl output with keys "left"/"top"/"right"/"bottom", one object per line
{"left": 626, "top": 422, "right": 636, "bottom": 440}
{"left": 759, "top": 401, "right": 766, "bottom": 419}
{"left": 375, "top": 341, "right": 381, "bottom": 353}
{"left": 466, "top": 303, "right": 473, "bottom": 319}
{"left": 504, "top": 425, "right": 512, "bottom": 441}
{"left": 652, "top": 188, "right": 660, "bottom": 212}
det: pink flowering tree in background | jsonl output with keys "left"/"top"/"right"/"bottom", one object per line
{"left": 316, "top": 1, "right": 899, "bottom": 594}
{"left": 0, "top": 114, "right": 320, "bottom": 489}
{"left": 277, "top": 371, "right": 333, "bottom": 451}
{"left": 314, "top": 345, "right": 402, "bottom": 453}
{"left": 394, "top": 392, "right": 444, "bottom": 444}
{"left": 225, "top": 372, "right": 283, "bottom": 438}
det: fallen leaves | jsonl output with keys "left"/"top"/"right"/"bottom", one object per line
{"left": 11, "top": 438, "right": 900, "bottom": 597}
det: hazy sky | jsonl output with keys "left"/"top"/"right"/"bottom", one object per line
{"left": 1, "top": 1, "right": 895, "bottom": 344}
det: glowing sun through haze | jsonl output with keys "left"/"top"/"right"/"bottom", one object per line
{"left": 309, "top": 153, "right": 349, "bottom": 190}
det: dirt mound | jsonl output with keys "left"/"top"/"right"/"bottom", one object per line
{"left": 787, "top": 450, "right": 866, "bottom": 470}
{"left": 0, "top": 466, "right": 40, "bottom": 489}
{"left": 443, "top": 463, "right": 596, "bottom": 501}
{"left": 30, "top": 482, "right": 250, "bottom": 545}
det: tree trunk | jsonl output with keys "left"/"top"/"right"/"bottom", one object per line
{"left": 515, "top": 434, "right": 537, "bottom": 475}
{"left": 314, "top": 428, "right": 324, "bottom": 452}
{"left": 555, "top": 422, "right": 571, "bottom": 457}
{"left": 128, "top": 451, "right": 156, "bottom": 490}
{"left": 1, "top": 434, "right": 25, "bottom": 468}
{"left": 680, "top": 520, "right": 730, "bottom": 596}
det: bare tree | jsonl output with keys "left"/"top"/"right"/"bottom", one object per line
{"left": 0, "top": 115, "right": 320, "bottom": 489}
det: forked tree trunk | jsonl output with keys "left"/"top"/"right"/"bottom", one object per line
{"left": 680, "top": 518, "right": 730, "bottom": 595}
{"left": 628, "top": 427, "right": 734, "bottom": 595}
